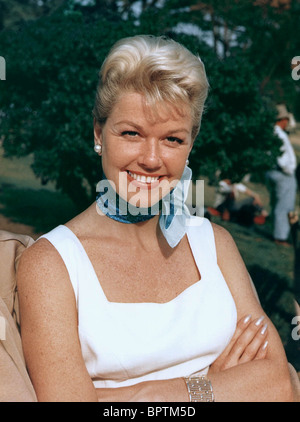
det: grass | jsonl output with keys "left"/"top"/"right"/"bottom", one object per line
{"left": 201, "top": 177, "right": 297, "bottom": 358}
{"left": 0, "top": 144, "right": 299, "bottom": 369}
{"left": 0, "top": 147, "right": 78, "bottom": 235}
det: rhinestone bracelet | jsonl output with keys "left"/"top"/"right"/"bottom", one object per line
{"left": 184, "top": 376, "right": 215, "bottom": 402}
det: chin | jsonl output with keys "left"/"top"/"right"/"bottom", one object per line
{"left": 127, "top": 191, "right": 161, "bottom": 211}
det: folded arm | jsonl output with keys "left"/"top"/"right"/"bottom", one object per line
{"left": 17, "top": 228, "right": 294, "bottom": 402}
{"left": 97, "top": 225, "right": 294, "bottom": 402}
{"left": 207, "top": 223, "right": 293, "bottom": 402}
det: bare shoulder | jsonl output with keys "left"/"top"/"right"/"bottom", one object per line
{"left": 18, "top": 237, "right": 68, "bottom": 284}
{"left": 17, "top": 239, "right": 96, "bottom": 401}
{"left": 210, "top": 222, "right": 238, "bottom": 255}
{"left": 210, "top": 221, "right": 232, "bottom": 239}
{"left": 19, "top": 237, "right": 62, "bottom": 267}
{"left": 17, "top": 237, "right": 75, "bottom": 309}
{"left": 210, "top": 222, "right": 261, "bottom": 315}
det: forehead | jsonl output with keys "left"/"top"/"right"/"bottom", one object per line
{"left": 109, "top": 91, "right": 192, "bottom": 128}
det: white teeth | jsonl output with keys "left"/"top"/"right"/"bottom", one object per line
{"left": 128, "top": 171, "right": 159, "bottom": 183}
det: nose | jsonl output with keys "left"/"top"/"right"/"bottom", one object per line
{"left": 138, "top": 138, "right": 162, "bottom": 170}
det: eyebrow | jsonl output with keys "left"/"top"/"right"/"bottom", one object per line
{"left": 114, "top": 120, "right": 190, "bottom": 134}
{"left": 114, "top": 120, "right": 143, "bottom": 131}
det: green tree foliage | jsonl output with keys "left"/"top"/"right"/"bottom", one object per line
{"left": 191, "top": 55, "right": 280, "bottom": 182}
{"left": 0, "top": 0, "right": 65, "bottom": 30}
{"left": 0, "top": 7, "right": 136, "bottom": 209}
{"left": 0, "top": 0, "right": 290, "bottom": 209}
{"left": 137, "top": 1, "right": 281, "bottom": 181}
{"left": 163, "top": 0, "right": 300, "bottom": 116}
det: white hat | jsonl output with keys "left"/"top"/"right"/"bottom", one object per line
{"left": 276, "top": 104, "right": 290, "bottom": 121}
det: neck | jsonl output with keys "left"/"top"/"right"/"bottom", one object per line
{"left": 96, "top": 173, "right": 162, "bottom": 225}
{"left": 95, "top": 206, "right": 163, "bottom": 249}
{"left": 94, "top": 166, "right": 193, "bottom": 250}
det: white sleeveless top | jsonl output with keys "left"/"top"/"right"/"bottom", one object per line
{"left": 40, "top": 217, "right": 237, "bottom": 388}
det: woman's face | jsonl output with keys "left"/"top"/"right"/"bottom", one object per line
{"left": 94, "top": 92, "right": 193, "bottom": 209}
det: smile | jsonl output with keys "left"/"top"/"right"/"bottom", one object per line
{"left": 127, "top": 171, "right": 160, "bottom": 184}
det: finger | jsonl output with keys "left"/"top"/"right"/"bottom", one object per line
{"left": 217, "top": 314, "right": 252, "bottom": 368}
{"left": 225, "top": 314, "right": 252, "bottom": 355}
{"left": 228, "top": 316, "right": 266, "bottom": 361}
{"left": 219, "top": 315, "right": 258, "bottom": 370}
{"left": 254, "top": 340, "right": 269, "bottom": 361}
{"left": 209, "top": 315, "right": 252, "bottom": 372}
{"left": 239, "top": 321, "right": 268, "bottom": 364}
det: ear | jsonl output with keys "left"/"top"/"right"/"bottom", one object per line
{"left": 93, "top": 117, "right": 103, "bottom": 146}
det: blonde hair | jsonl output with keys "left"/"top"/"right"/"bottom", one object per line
{"left": 93, "top": 35, "right": 209, "bottom": 139}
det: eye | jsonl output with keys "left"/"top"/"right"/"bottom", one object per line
{"left": 166, "top": 136, "right": 184, "bottom": 144}
{"left": 121, "top": 131, "right": 139, "bottom": 137}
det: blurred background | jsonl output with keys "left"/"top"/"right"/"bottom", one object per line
{"left": 0, "top": 0, "right": 299, "bottom": 373}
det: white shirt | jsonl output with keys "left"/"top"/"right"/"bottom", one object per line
{"left": 40, "top": 218, "right": 237, "bottom": 388}
{"left": 214, "top": 181, "right": 247, "bottom": 208}
{"left": 275, "top": 125, "right": 297, "bottom": 176}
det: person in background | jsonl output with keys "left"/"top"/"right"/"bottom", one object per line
{"left": 266, "top": 104, "right": 297, "bottom": 246}
{"left": 211, "top": 178, "right": 268, "bottom": 226}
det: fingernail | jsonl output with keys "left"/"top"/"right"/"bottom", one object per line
{"left": 262, "top": 340, "right": 268, "bottom": 350}
{"left": 243, "top": 314, "right": 251, "bottom": 324}
{"left": 255, "top": 316, "right": 265, "bottom": 326}
{"left": 261, "top": 323, "right": 268, "bottom": 335}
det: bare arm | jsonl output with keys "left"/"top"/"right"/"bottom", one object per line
{"left": 96, "top": 224, "right": 293, "bottom": 402}
{"left": 206, "top": 223, "right": 293, "bottom": 402}
{"left": 17, "top": 239, "right": 189, "bottom": 402}
{"left": 244, "top": 188, "right": 263, "bottom": 207}
{"left": 17, "top": 228, "right": 293, "bottom": 402}
{"left": 17, "top": 240, "right": 98, "bottom": 402}
{"left": 95, "top": 313, "right": 270, "bottom": 402}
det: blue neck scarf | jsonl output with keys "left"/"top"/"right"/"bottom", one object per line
{"left": 96, "top": 166, "right": 192, "bottom": 248}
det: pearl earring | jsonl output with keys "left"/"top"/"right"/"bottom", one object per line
{"left": 186, "top": 159, "right": 189, "bottom": 166}
{"left": 94, "top": 144, "right": 102, "bottom": 155}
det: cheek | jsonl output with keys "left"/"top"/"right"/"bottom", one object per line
{"left": 104, "top": 137, "right": 138, "bottom": 164}
{"left": 168, "top": 148, "right": 190, "bottom": 170}
{"left": 101, "top": 143, "right": 136, "bottom": 189}
{"left": 102, "top": 142, "right": 127, "bottom": 172}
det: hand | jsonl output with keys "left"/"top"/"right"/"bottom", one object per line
{"left": 209, "top": 315, "right": 268, "bottom": 374}
{"left": 289, "top": 211, "right": 299, "bottom": 226}
{"left": 252, "top": 194, "right": 263, "bottom": 207}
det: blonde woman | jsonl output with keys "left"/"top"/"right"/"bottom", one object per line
{"left": 17, "top": 35, "right": 293, "bottom": 402}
